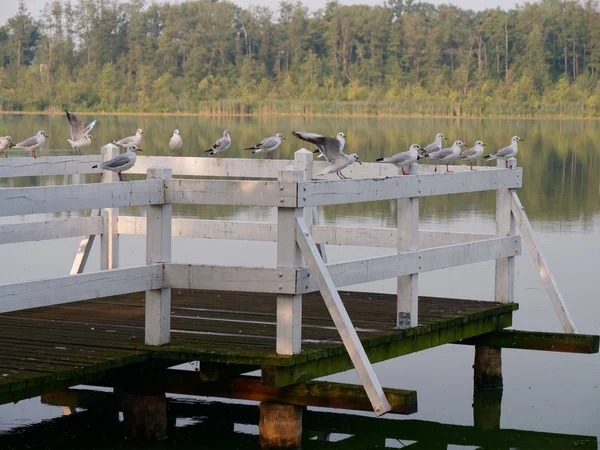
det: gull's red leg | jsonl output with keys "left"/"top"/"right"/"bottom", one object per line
{"left": 446, "top": 164, "right": 452, "bottom": 172}
{"left": 118, "top": 172, "right": 124, "bottom": 182}
{"left": 402, "top": 167, "right": 407, "bottom": 175}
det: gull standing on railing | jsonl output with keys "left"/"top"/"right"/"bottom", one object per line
{"left": 244, "top": 133, "right": 285, "bottom": 154}
{"left": 92, "top": 144, "right": 142, "bottom": 182}
{"left": 376, "top": 144, "right": 422, "bottom": 175}
{"left": 420, "top": 133, "right": 447, "bottom": 156}
{"left": 422, "top": 139, "right": 467, "bottom": 172}
{"left": 0, "top": 136, "right": 14, "bottom": 157}
{"left": 169, "top": 129, "right": 183, "bottom": 155}
{"left": 484, "top": 136, "right": 523, "bottom": 168}
{"left": 113, "top": 129, "right": 143, "bottom": 148}
{"left": 292, "top": 130, "right": 360, "bottom": 179}
{"left": 65, "top": 110, "right": 96, "bottom": 154}
{"left": 457, "top": 140, "right": 486, "bottom": 170}
{"left": 204, "top": 129, "right": 231, "bottom": 156}
{"left": 13, "top": 130, "right": 48, "bottom": 159}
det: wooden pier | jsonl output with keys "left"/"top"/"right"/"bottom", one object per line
{"left": 0, "top": 146, "right": 597, "bottom": 444}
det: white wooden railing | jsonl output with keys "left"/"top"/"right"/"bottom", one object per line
{"left": 0, "top": 144, "right": 577, "bottom": 415}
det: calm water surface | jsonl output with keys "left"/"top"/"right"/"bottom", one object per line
{"left": 0, "top": 114, "right": 598, "bottom": 447}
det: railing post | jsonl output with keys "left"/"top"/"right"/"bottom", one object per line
{"left": 100, "top": 144, "right": 120, "bottom": 270}
{"left": 397, "top": 189, "right": 419, "bottom": 328}
{"left": 294, "top": 148, "right": 327, "bottom": 262}
{"left": 495, "top": 158, "right": 517, "bottom": 303}
{"left": 276, "top": 165, "right": 303, "bottom": 355}
{"left": 145, "top": 165, "right": 172, "bottom": 346}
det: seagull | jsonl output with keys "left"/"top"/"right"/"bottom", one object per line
{"left": 292, "top": 130, "right": 360, "bottom": 178}
{"left": 204, "top": 129, "right": 231, "bottom": 156}
{"left": 376, "top": 144, "right": 421, "bottom": 175}
{"left": 169, "top": 129, "right": 183, "bottom": 155}
{"left": 65, "top": 110, "right": 96, "bottom": 154}
{"left": 292, "top": 131, "right": 345, "bottom": 162}
{"left": 423, "top": 139, "right": 467, "bottom": 172}
{"left": 92, "top": 145, "right": 142, "bottom": 182}
{"left": 484, "top": 136, "right": 523, "bottom": 168}
{"left": 244, "top": 133, "right": 285, "bottom": 154}
{"left": 0, "top": 136, "right": 14, "bottom": 157}
{"left": 421, "top": 133, "right": 447, "bottom": 156}
{"left": 457, "top": 140, "right": 486, "bottom": 170}
{"left": 113, "top": 129, "right": 143, "bottom": 148}
{"left": 13, "top": 130, "right": 48, "bottom": 158}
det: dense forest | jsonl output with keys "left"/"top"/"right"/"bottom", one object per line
{"left": 2, "top": 0, "right": 600, "bottom": 116}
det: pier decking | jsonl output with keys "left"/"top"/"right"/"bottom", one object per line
{"left": 0, "top": 289, "right": 516, "bottom": 404}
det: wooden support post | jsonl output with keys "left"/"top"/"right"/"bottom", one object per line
{"left": 100, "top": 144, "right": 120, "bottom": 270}
{"left": 259, "top": 402, "right": 303, "bottom": 450}
{"left": 494, "top": 158, "right": 516, "bottom": 303}
{"left": 276, "top": 165, "right": 303, "bottom": 355}
{"left": 397, "top": 193, "right": 419, "bottom": 328}
{"left": 474, "top": 345, "right": 503, "bottom": 390}
{"left": 295, "top": 216, "right": 392, "bottom": 416}
{"left": 294, "top": 148, "right": 327, "bottom": 262}
{"left": 473, "top": 388, "right": 503, "bottom": 431}
{"left": 70, "top": 209, "right": 101, "bottom": 275}
{"left": 145, "top": 165, "right": 172, "bottom": 346}
{"left": 121, "top": 391, "right": 168, "bottom": 441}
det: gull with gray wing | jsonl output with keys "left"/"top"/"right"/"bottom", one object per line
{"left": 245, "top": 133, "right": 285, "bottom": 154}
{"left": 113, "top": 129, "right": 143, "bottom": 148}
{"left": 66, "top": 110, "right": 97, "bottom": 154}
{"left": 457, "top": 140, "right": 486, "bottom": 170}
{"left": 484, "top": 136, "right": 523, "bottom": 168}
{"left": 204, "top": 129, "right": 231, "bottom": 156}
{"left": 13, "top": 130, "right": 49, "bottom": 158}
{"left": 421, "top": 133, "right": 447, "bottom": 156}
{"left": 92, "top": 144, "right": 143, "bottom": 182}
{"left": 292, "top": 130, "right": 360, "bottom": 178}
{"left": 423, "top": 139, "right": 467, "bottom": 172}
{"left": 376, "top": 144, "right": 421, "bottom": 175}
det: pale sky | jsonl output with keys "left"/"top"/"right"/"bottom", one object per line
{"left": 2, "top": 0, "right": 525, "bottom": 25}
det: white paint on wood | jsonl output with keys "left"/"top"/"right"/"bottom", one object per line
{"left": 164, "top": 264, "right": 298, "bottom": 294}
{"left": 100, "top": 145, "right": 121, "bottom": 271}
{"left": 0, "top": 264, "right": 163, "bottom": 313}
{"left": 71, "top": 210, "right": 101, "bottom": 274}
{"left": 0, "top": 180, "right": 164, "bottom": 217}
{"left": 0, "top": 155, "right": 102, "bottom": 178}
{"left": 276, "top": 166, "right": 304, "bottom": 355}
{"left": 0, "top": 216, "right": 103, "bottom": 245}
{"left": 165, "top": 179, "right": 298, "bottom": 207}
{"left": 298, "top": 168, "right": 523, "bottom": 207}
{"left": 145, "top": 165, "right": 173, "bottom": 346}
{"left": 511, "top": 191, "right": 577, "bottom": 333}
{"left": 397, "top": 195, "right": 419, "bottom": 328}
{"left": 494, "top": 159, "right": 517, "bottom": 303}
{"left": 298, "top": 236, "right": 521, "bottom": 293}
{"left": 295, "top": 216, "right": 391, "bottom": 416}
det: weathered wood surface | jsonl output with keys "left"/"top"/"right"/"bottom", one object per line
{"left": 459, "top": 330, "right": 598, "bottom": 353}
{"left": 0, "top": 180, "right": 164, "bottom": 217}
{"left": 0, "top": 155, "right": 102, "bottom": 178}
{"left": 0, "top": 289, "right": 517, "bottom": 404}
{"left": 71, "top": 209, "right": 101, "bottom": 275}
{"left": 0, "top": 216, "right": 103, "bottom": 245}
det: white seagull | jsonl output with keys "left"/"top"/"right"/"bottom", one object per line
{"left": 169, "top": 129, "right": 183, "bottom": 155}
{"left": 244, "top": 133, "right": 285, "bottom": 154}
{"left": 423, "top": 139, "right": 467, "bottom": 172}
{"left": 292, "top": 130, "right": 360, "bottom": 178}
{"left": 421, "top": 133, "right": 447, "bottom": 156}
{"left": 484, "top": 136, "right": 523, "bottom": 168}
{"left": 292, "top": 131, "right": 345, "bottom": 162}
{"left": 113, "top": 129, "right": 143, "bottom": 148}
{"left": 457, "top": 140, "right": 486, "bottom": 170}
{"left": 376, "top": 144, "right": 422, "bottom": 175}
{"left": 204, "top": 129, "right": 231, "bottom": 156}
{"left": 0, "top": 136, "right": 14, "bottom": 157}
{"left": 13, "top": 130, "right": 49, "bottom": 158}
{"left": 92, "top": 144, "right": 143, "bottom": 182}
{"left": 65, "top": 110, "right": 96, "bottom": 154}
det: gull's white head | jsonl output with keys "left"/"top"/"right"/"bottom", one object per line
{"left": 173, "top": 129, "right": 180, "bottom": 135}
{"left": 454, "top": 140, "right": 468, "bottom": 148}
{"left": 475, "top": 140, "right": 486, "bottom": 147}
{"left": 136, "top": 129, "right": 143, "bottom": 135}
{"left": 348, "top": 153, "right": 362, "bottom": 165}
{"left": 275, "top": 133, "right": 285, "bottom": 139}
{"left": 127, "top": 144, "right": 143, "bottom": 153}
{"left": 223, "top": 129, "right": 230, "bottom": 137}
{"left": 337, "top": 132, "right": 346, "bottom": 140}
{"left": 436, "top": 133, "right": 447, "bottom": 142}
{"left": 4, "top": 136, "right": 12, "bottom": 142}
{"left": 37, "top": 130, "right": 48, "bottom": 138}
{"left": 410, "top": 144, "right": 422, "bottom": 152}
{"left": 86, "top": 135, "right": 95, "bottom": 141}
{"left": 512, "top": 136, "right": 523, "bottom": 143}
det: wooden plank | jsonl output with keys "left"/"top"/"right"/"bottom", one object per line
{"left": 0, "top": 265, "right": 163, "bottom": 313}
{"left": 295, "top": 216, "right": 391, "bottom": 416}
{"left": 0, "top": 216, "right": 102, "bottom": 245}
{"left": 0, "top": 180, "right": 164, "bottom": 217}
{"left": 0, "top": 155, "right": 102, "bottom": 178}
{"left": 458, "top": 330, "right": 598, "bottom": 353}
{"left": 511, "top": 191, "right": 577, "bottom": 334}
{"left": 145, "top": 165, "right": 173, "bottom": 346}
{"left": 165, "top": 179, "right": 297, "bottom": 207}
{"left": 71, "top": 210, "right": 101, "bottom": 275}
{"left": 163, "top": 263, "right": 298, "bottom": 295}
{"left": 397, "top": 194, "right": 419, "bottom": 328}
{"left": 297, "top": 168, "right": 523, "bottom": 206}
{"left": 299, "top": 236, "right": 521, "bottom": 293}
{"left": 494, "top": 159, "right": 516, "bottom": 304}
{"left": 100, "top": 145, "right": 120, "bottom": 271}
{"left": 276, "top": 166, "right": 303, "bottom": 355}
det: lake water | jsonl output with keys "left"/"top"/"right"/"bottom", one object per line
{"left": 0, "top": 114, "right": 598, "bottom": 447}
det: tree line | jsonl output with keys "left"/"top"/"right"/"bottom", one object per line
{"left": 2, "top": 0, "right": 600, "bottom": 116}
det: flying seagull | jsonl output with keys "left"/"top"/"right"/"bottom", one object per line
{"left": 291, "top": 131, "right": 345, "bottom": 161}
{"left": 484, "top": 136, "right": 523, "bottom": 168}
{"left": 204, "top": 129, "right": 231, "bottom": 156}
{"left": 292, "top": 130, "right": 360, "bottom": 178}
{"left": 92, "top": 144, "right": 143, "bottom": 182}
{"left": 377, "top": 144, "right": 422, "bottom": 175}
{"left": 65, "top": 110, "right": 96, "bottom": 154}
{"left": 13, "top": 130, "right": 49, "bottom": 158}
{"left": 245, "top": 133, "right": 285, "bottom": 154}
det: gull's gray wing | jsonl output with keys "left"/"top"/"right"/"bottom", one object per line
{"left": 292, "top": 131, "right": 340, "bottom": 160}
{"left": 101, "top": 154, "right": 132, "bottom": 169}
{"left": 491, "top": 145, "right": 513, "bottom": 158}
{"left": 422, "top": 141, "right": 440, "bottom": 155}
{"left": 66, "top": 111, "right": 85, "bottom": 140}
{"left": 257, "top": 136, "right": 278, "bottom": 149}
{"left": 214, "top": 135, "right": 231, "bottom": 151}
{"left": 83, "top": 119, "right": 97, "bottom": 136}
{"left": 458, "top": 147, "right": 479, "bottom": 159}
{"left": 15, "top": 135, "right": 38, "bottom": 148}
{"left": 388, "top": 151, "right": 413, "bottom": 164}
{"left": 115, "top": 136, "right": 134, "bottom": 146}
{"left": 431, "top": 147, "right": 454, "bottom": 160}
